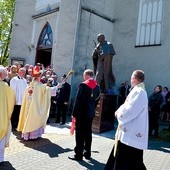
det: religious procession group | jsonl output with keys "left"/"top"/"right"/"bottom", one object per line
{"left": 0, "top": 62, "right": 149, "bottom": 170}
{"left": 0, "top": 60, "right": 103, "bottom": 167}
{"left": 1, "top": 34, "right": 167, "bottom": 169}
{"left": 0, "top": 62, "right": 73, "bottom": 163}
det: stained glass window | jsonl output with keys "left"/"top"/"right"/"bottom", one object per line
{"left": 38, "top": 22, "right": 53, "bottom": 48}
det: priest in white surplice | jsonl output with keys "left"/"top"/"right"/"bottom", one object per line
{"left": 10, "top": 67, "right": 27, "bottom": 130}
{"left": 105, "top": 70, "right": 148, "bottom": 170}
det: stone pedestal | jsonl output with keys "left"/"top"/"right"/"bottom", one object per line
{"left": 92, "top": 94, "right": 117, "bottom": 133}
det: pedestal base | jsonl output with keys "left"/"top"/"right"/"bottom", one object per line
{"left": 92, "top": 94, "right": 117, "bottom": 133}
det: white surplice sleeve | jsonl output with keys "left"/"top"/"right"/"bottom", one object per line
{"left": 116, "top": 88, "right": 147, "bottom": 125}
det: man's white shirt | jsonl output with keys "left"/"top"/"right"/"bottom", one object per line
{"left": 10, "top": 76, "right": 27, "bottom": 105}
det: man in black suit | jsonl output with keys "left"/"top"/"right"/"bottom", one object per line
{"left": 55, "top": 74, "right": 71, "bottom": 125}
{"left": 68, "top": 69, "right": 100, "bottom": 161}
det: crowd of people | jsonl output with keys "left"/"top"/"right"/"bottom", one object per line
{"left": 0, "top": 63, "right": 101, "bottom": 165}
{"left": 4, "top": 62, "right": 71, "bottom": 126}
{"left": 0, "top": 62, "right": 72, "bottom": 138}
{"left": 0, "top": 61, "right": 74, "bottom": 164}
{"left": 0, "top": 61, "right": 169, "bottom": 169}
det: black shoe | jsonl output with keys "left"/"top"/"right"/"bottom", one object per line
{"left": 84, "top": 155, "right": 91, "bottom": 160}
{"left": 68, "top": 155, "right": 82, "bottom": 161}
{"left": 60, "top": 122, "right": 65, "bottom": 125}
{"left": 0, "top": 161, "right": 4, "bottom": 165}
{"left": 55, "top": 121, "right": 60, "bottom": 124}
{"left": 83, "top": 153, "right": 91, "bottom": 160}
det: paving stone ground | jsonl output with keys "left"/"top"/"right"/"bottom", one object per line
{"left": 1, "top": 120, "right": 170, "bottom": 170}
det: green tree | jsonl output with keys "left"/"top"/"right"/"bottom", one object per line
{"left": 0, "top": 0, "right": 16, "bottom": 66}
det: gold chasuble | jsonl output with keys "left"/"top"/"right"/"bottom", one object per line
{"left": 17, "top": 81, "right": 52, "bottom": 133}
{"left": 0, "top": 81, "right": 15, "bottom": 143}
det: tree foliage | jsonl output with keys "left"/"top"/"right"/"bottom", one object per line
{"left": 0, "top": 0, "right": 16, "bottom": 66}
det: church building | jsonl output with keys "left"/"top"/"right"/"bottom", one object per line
{"left": 9, "top": 0, "right": 170, "bottom": 97}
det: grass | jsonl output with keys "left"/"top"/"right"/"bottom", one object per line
{"left": 149, "top": 128, "right": 170, "bottom": 141}
{"left": 158, "top": 128, "right": 170, "bottom": 141}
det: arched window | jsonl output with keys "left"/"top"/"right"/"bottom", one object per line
{"left": 38, "top": 22, "right": 53, "bottom": 48}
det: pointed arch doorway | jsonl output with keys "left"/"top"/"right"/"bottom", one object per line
{"left": 35, "top": 22, "right": 53, "bottom": 68}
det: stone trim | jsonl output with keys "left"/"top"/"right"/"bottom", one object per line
{"left": 32, "top": 7, "right": 59, "bottom": 19}
{"left": 81, "top": 6, "right": 115, "bottom": 23}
